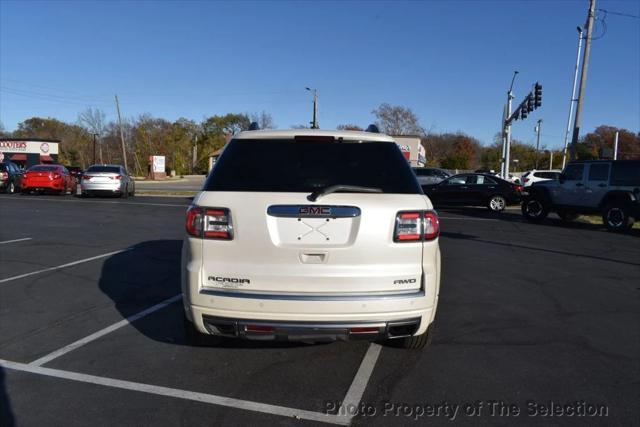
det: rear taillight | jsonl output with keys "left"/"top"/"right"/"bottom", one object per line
{"left": 113, "top": 175, "right": 122, "bottom": 180}
{"left": 423, "top": 211, "right": 440, "bottom": 240}
{"left": 514, "top": 185, "right": 524, "bottom": 193}
{"left": 185, "top": 206, "right": 203, "bottom": 237}
{"left": 394, "top": 211, "right": 422, "bottom": 242}
{"left": 0, "top": 172, "right": 7, "bottom": 180}
{"left": 394, "top": 210, "right": 439, "bottom": 242}
{"left": 203, "top": 208, "right": 233, "bottom": 239}
{"left": 523, "top": 178, "right": 530, "bottom": 183}
{"left": 82, "top": 175, "right": 92, "bottom": 180}
{"left": 185, "top": 206, "right": 233, "bottom": 240}
{"left": 52, "top": 173, "right": 61, "bottom": 180}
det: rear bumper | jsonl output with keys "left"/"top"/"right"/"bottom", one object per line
{"left": 185, "top": 291, "right": 436, "bottom": 340}
{"left": 200, "top": 315, "right": 422, "bottom": 341}
{"left": 81, "top": 182, "right": 123, "bottom": 192}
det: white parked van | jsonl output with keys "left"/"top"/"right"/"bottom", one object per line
{"left": 181, "top": 128, "right": 441, "bottom": 349}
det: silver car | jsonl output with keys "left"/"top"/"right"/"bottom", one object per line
{"left": 81, "top": 164, "right": 135, "bottom": 198}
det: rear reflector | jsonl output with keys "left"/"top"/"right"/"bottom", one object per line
{"left": 350, "top": 327, "right": 379, "bottom": 334}
{"left": 245, "top": 325, "right": 275, "bottom": 333}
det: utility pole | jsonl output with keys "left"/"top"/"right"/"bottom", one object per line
{"left": 501, "top": 71, "right": 518, "bottom": 179}
{"left": 535, "top": 119, "right": 542, "bottom": 169}
{"left": 306, "top": 87, "right": 319, "bottom": 129}
{"left": 613, "top": 131, "right": 619, "bottom": 160}
{"left": 570, "top": 0, "right": 596, "bottom": 160}
{"left": 549, "top": 151, "right": 553, "bottom": 170}
{"left": 115, "top": 94, "right": 128, "bottom": 171}
{"left": 92, "top": 133, "right": 98, "bottom": 164}
{"left": 562, "top": 26, "right": 584, "bottom": 169}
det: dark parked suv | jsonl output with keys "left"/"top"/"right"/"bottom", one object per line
{"left": 521, "top": 160, "right": 640, "bottom": 232}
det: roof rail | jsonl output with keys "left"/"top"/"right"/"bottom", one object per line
{"left": 365, "top": 124, "right": 380, "bottom": 133}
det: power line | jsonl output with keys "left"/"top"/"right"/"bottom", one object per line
{"left": 597, "top": 8, "right": 640, "bottom": 19}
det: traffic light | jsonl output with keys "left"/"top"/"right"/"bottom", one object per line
{"left": 520, "top": 105, "right": 528, "bottom": 119}
{"left": 526, "top": 94, "right": 534, "bottom": 111}
{"left": 534, "top": 83, "right": 542, "bottom": 108}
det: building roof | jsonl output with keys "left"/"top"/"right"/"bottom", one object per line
{"left": 0, "top": 137, "right": 61, "bottom": 143}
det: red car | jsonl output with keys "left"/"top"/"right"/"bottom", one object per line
{"left": 22, "top": 164, "right": 77, "bottom": 195}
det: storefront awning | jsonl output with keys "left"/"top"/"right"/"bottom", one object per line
{"left": 40, "top": 155, "right": 53, "bottom": 162}
{"left": 11, "top": 154, "right": 27, "bottom": 161}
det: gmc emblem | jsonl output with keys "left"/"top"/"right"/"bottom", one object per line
{"left": 393, "top": 278, "right": 417, "bottom": 285}
{"left": 299, "top": 206, "right": 331, "bottom": 216}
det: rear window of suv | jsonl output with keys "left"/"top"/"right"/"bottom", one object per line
{"left": 205, "top": 139, "right": 421, "bottom": 194}
{"left": 610, "top": 161, "right": 640, "bottom": 186}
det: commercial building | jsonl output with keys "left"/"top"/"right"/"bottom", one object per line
{"left": 0, "top": 138, "right": 60, "bottom": 169}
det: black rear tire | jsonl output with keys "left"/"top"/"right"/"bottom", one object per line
{"left": 121, "top": 185, "right": 129, "bottom": 199}
{"left": 182, "top": 313, "right": 222, "bottom": 346}
{"left": 602, "top": 204, "right": 633, "bottom": 232}
{"left": 521, "top": 196, "right": 549, "bottom": 222}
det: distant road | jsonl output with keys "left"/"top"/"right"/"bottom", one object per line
{"left": 134, "top": 175, "right": 205, "bottom": 192}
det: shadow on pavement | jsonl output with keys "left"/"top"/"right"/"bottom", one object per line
{"left": 0, "top": 367, "right": 15, "bottom": 427}
{"left": 440, "top": 231, "right": 640, "bottom": 267}
{"left": 439, "top": 206, "right": 640, "bottom": 237}
{"left": 98, "top": 240, "right": 315, "bottom": 349}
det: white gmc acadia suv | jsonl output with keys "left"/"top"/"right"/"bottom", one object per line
{"left": 181, "top": 128, "right": 441, "bottom": 349}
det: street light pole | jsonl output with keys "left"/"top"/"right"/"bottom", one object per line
{"left": 570, "top": 0, "right": 597, "bottom": 160}
{"left": 502, "top": 71, "right": 518, "bottom": 179}
{"left": 305, "top": 87, "right": 319, "bottom": 129}
{"left": 535, "top": 119, "right": 542, "bottom": 169}
{"left": 562, "top": 27, "right": 584, "bottom": 169}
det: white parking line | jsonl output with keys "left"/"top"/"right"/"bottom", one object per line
{"left": 30, "top": 294, "right": 183, "bottom": 367}
{"left": 0, "top": 249, "right": 129, "bottom": 284}
{"left": 0, "top": 358, "right": 346, "bottom": 425}
{"left": 0, "top": 196, "right": 186, "bottom": 207}
{"left": 338, "top": 343, "right": 382, "bottom": 422}
{"left": 0, "top": 237, "right": 32, "bottom": 245}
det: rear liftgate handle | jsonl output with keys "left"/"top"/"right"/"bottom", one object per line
{"left": 299, "top": 252, "right": 328, "bottom": 264}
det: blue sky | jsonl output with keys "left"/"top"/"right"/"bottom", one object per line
{"left": 1, "top": 0, "right": 638, "bottom": 148}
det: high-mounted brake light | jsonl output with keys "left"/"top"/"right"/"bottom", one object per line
{"left": 185, "top": 206, "right": 233, "bottom": 240}
{"left": 423, "top": 211, "right": 440, "bottom": 241}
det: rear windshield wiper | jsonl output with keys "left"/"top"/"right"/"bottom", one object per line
{"left": 307, "top": 185, "right": 383, "bottom": 201}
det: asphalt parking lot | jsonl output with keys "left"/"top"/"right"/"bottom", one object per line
{"left": 0, "top": 194, "right": 638, "bottom": 426}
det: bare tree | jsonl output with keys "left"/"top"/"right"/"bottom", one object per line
{"left": 337, "top": 124, "right": 363, "bottom": 131}
{"left": 78, "top": 108, "right": 107, "bottom": 163}
{"left": 250, "top": 111, "right": 276, "bottom": 129}
{"left": 372, "top": 103, "right": 424, "bottom": 136}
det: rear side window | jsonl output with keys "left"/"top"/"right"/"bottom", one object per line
{"left": 28, "top": 165, "right": 58, "bottom": 172}
{"left": 563, "top": 164, "right": 584, "bottom": 181}
{"left": 206, "top": 139, "right": 421, "bottom": 194}
{"left": 87, "top": 166, "right": 120, "bottom": 173}
{"left": 588, "top": 163, "right": 610, "bottom": 181}
{"left": 610, "top": 161, "right": 640, "bottom": 186}
{"left": 414, "top": 169, "right": 434, "bottom": 177}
